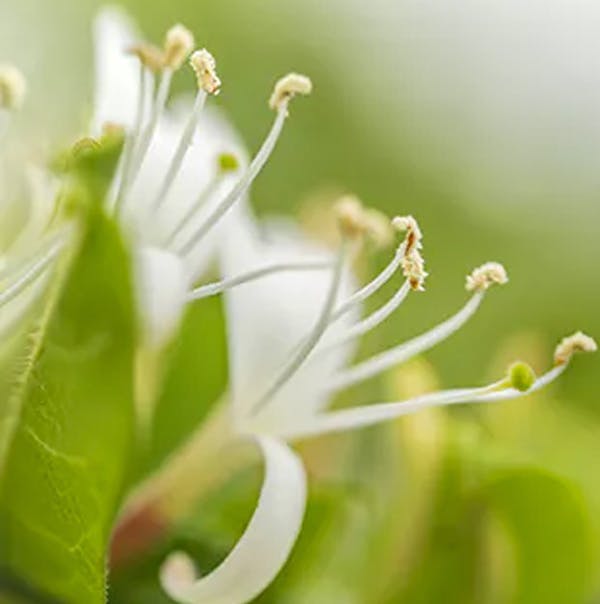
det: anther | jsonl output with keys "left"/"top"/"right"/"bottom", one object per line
{"left": 190, "top": 49, "right": 221, "bottom": 95}
{"left": 0, "top": 64, "right": 26, "bottom": 110}
{"left": 335, "top": 195, "right": 393, "bottom": 247}
{"left": 127, "top": 43, "right": 165, "bottom": 73}
{"left": 466, "top": 262, "right": 508, "bottom": 292}
{"left": 393, "top": 215, "right": 427, "bottom": 291}
{"left": 553, "top": 331, "right": 597, "bottom": 366}
{"left": 268, "top": 73, "right": 312, "bottom": 112}
{"left": 163, "top": 24, "right": 195, "bottom": 71}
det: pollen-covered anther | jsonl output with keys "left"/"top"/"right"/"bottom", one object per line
{"left": 190, "top": 49, "right": 221, "bottom": 95}
{"left": 269, "top": 73, "right": 313, "bottom": 111}
{"left": 0, "top": 64, "right": 26, "bottom": 110}
{"left": 364, "top": 209, "right": 395, "bottom": 248}
{"left": 163, "top": 24, "right": 195, "bottom": 70}
{"left": 553, "top": 331, "right": 597, "bottom": 365}
{"left": 466, "top": 262, "right": 508, "bottom": 292}
{"left": 392, "top": 215, "right": 423, "bottom": 253}
{"left": 127, "top": 43, "right": 165, "bottom": 72}
{"left": 393, "top": 215, "right": 427, "bottom": 291}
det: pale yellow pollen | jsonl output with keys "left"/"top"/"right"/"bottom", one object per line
{"left": 163, "top": 24, "right": 195, "bottom": 70}
{"left": 335, "top": 196, "right": 366, "bottom": 239}
{"left": 393, "top": 214, "right": 427, "bottom": 291}
{"left": 0, "top": 64, "right": 26, "bottom": 110}
{"left": 466, "top": 262, "right": 508, "bottom": 292}
{"left": 554, "top": 331, "right": 597, "bottom": 365}
{"left": 269, "top": 73, "right": 312, "bottom": 111}
{"left": 127, "top": 43, "right": 165, "bottom": 73}
{"left": 190, "top": 49, "right": 221, "bottom": 95}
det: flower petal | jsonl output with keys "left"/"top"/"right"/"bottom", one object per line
{"left": 92, "top": 7, "right": 144, "bottom": 134}
{"left": 221, "top": 209, "right": 359, "bottom": 431}
{"left": 134, "top": 246, "right": 188, "bottom": 349}
{"left": 160, "top": 435, "right": 307, "bottom": 604}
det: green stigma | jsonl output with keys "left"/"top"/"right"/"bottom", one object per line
{"left": 218, "top": 152, "right": 240, "bottom": 173}
{"left": 508, "top": 361, "right": 536, "bottom": 392}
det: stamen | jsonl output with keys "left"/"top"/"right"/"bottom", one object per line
{"left": 281, "top": 352, "right": 581, "bottom": 441}
{"left": 335, "top": 196, "right": 394, "bottom": 247}
{"left": 328, "top": 244, "right": 405, "bottom": 322}
{"left": 466, "top": 262, "right": 508, "bottom": 292}
{"left": 268, "top": 73, "right": 312, "bottom": 113}
{"left": 163, "top": 25, "right": 195, "bottom": 71}
{"left": 325, "top": 259, "right": 507, "bottom": 392}
{"left": 319, "top": 279, "right": 411, "bottom": 351}
{"left": 113, "top": 60, "right": 152, "bottom": 213}
{"left": 127, "top": 43, "right": 165, "bottom": 73}
{"left": 323, "top": 290, "right": 487, "bottom": 394}
{"left": 178, "top": 75, "right": 312, "bottom": 256}
{"left": 190, "top": 49, "right": 221, "bottom": 95}
{"left": 148, "top": 49, "right": 221, "bottom": 213}
{"left": 150, "top": 89, "right": 208, "bottom": 212}
{"left": 165, "top": 153, "right": 240, "bottom": 249}
{"left": 125, "top": 25, "right": 193, "bottom": 197}
{"left": 0, "top": 64, "right": 26, "bottom": 111}
{"left": 186, "top": 260, "right": 332, "bottom": 301}
{"left": 393, "top": 215, "right": 427, "bottom": 291}
{"left": 250, "top": 237, "right": 349, "bottom": 415}
{"left": 553, "top": 331, "right": 597, "bottom": 365}
{"left": 126, "top": 67, "right": 173, "bottom": 189}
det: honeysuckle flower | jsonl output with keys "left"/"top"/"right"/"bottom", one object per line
{"left": 159, "top": 200, "right": 596, "bottom": 604}
{"left": 91, "top": 9, "right": 313, "bottom": 350}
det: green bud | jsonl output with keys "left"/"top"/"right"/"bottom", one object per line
{"left": 508, "top": 361, "right": 536, "bottom": 392}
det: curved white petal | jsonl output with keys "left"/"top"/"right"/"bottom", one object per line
{"left": 221, "top": 208, "right": 359, "bottom": 431}
{"left": 92, "top": 7, "right": 143, "bottom": 135}
{"left": 134, "top": 246, "right": 188, "bottom": 349}
{"left": 124, "top": 105, "right": 248, "bottom": 281}
{"left": 160, "top": 436, "right": 307, "bottom": 604}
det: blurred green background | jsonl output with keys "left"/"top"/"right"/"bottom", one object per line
{"left": 1, "top": 0, "right": 599, "bottom": 602}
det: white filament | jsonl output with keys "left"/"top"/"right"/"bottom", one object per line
{"left": 281, "top": 366, "right": 565, "bottom": 440}
{"left": 179, "top": 105, "right": 289, "bottom": 256}
{"left": 127, "top": 67, "right": 173, "bottom": 193}
{"left": 319, "top": 279, "right": 411, "bottom": 352}
{"left": 250, "top": 240, "right": 349, "bottom": 415}
{"left": 151, "top": 89, "right": 208, "bottom": 212}
{"left": 165, "top": 177, "right": 221, "bottom": 249}
{"left": 186, "top": 260, "right": 332, "bottom": 301}
{"left": 329, "top": 245, "right": 404, "bottom": 323}
{"left": 113, "top": 64, "right": 152, "bottom": 213}
{"left": 324, "top": 291, "right": 485, "bottom": 393}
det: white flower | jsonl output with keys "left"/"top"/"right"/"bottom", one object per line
{"left": 92, "top": 9, "right": 311, "bottom": 350}
{"left": 159, "top": 197, "right": 596, "bottom": 603}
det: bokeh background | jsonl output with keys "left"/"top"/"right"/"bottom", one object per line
{"left": 1, "top": 0, "right": 599, "bottom": 602}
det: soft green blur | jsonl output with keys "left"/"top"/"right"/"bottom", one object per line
{"left": 1, "top": 0, "right": 599, "bottom": 602}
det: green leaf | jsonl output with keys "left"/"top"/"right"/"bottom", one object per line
{"left": 484, "top": 467, "right": 592, "bottom": 604}
{"left": 143, "top": 296, "right": 227, "bottom": 477}
{"left": 0, "top": 207, "right": 136, "bottom": 604}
